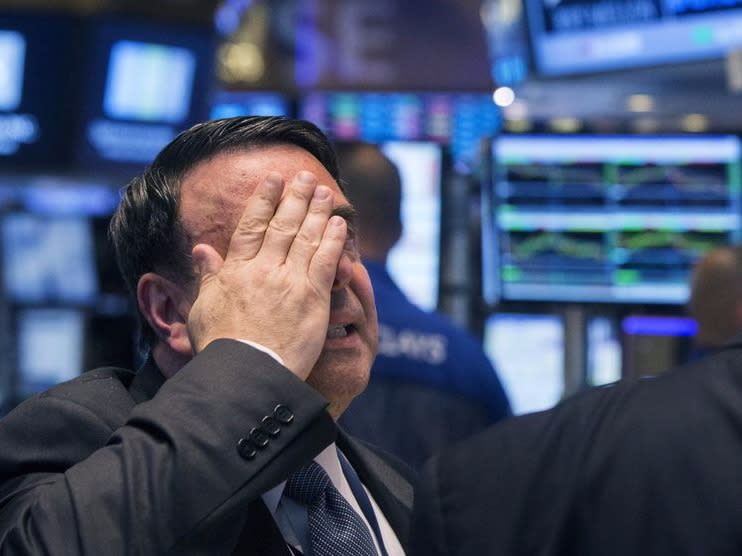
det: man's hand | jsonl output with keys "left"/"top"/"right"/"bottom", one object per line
{"left": 187, "top": 170, "right": 347, "bottom": 380}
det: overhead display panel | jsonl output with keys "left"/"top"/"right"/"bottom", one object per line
{"left": 300, "top": 91, "right": 500, "bottom": 164}
{"left": 295, "top": 0, "right": 492, "bottom": 90}
{"left": 525, "top": 0, "right": 742, "bottom": 75}
{"left": 483, "top": 134, "right": 742, "bottom": 305}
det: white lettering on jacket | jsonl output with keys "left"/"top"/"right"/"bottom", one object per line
{"left": 377, "top": 324, "right": 448, "bottom": 364}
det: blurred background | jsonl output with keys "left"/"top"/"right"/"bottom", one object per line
{"left": 0, "top": 0, "right": 739, "bottom": 415}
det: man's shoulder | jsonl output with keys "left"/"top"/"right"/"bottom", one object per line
{"left": 340, "top": 432, "right": 416, "bottom": 487}
{"left": 2, "top": 366, "right": 137, "bottom": 439}
{"left": 36, "top": 366, "right": 136, "bottom": 416}
{"left": 449, "top": 346, "right": 742, "bottom": 470}
{"left": 0, "top": 367, "right": 138, "bottom": 477}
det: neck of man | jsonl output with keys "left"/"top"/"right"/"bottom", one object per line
{"left": 152, "top": 342, "right": 193, "bottom": 379}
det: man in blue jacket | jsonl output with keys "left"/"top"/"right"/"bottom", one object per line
{"left": 337, "top": 143, "right": 511, "bottom": 468}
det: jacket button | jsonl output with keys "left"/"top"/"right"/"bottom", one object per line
{"left": 250, "top": 427, "right": 270, "bottom": 448}
{"left": 261, "top": 416, "right": 281, "bottom": 437}
{"left": 273, "top": 404, "right": 294, "bottom": 425}
{"left": 236, "top": 438, "right": 257, "bottom": 460}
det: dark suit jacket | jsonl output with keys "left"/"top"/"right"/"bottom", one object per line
{"left": 0, "top": 339, "right": 414, "bottom": 555}
{"left": 411, "top": 340, "right": 742, "bottom": 556}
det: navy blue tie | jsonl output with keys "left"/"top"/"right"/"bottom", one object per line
{"left": 284, "top": 461, "right": 377, "bottom": 556}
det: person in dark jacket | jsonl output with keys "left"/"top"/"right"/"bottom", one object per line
{"left": 0, "top": 117, "right": 414, "bottom": 555}
{"left": 411, "top": 339, "right": 742, "bottom": 556}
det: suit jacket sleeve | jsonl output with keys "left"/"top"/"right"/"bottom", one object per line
{"left": 0, "top": 339, "right": 337, "bottom": 555}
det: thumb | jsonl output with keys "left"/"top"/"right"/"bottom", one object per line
{"left": 192, "top": 244, "right": 224, "bottom": 282}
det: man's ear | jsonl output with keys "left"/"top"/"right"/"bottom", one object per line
{"left": 137, "top": 272, "right": 193, "bottom": 357}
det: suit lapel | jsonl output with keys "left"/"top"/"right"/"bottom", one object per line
{"left": 336, "top": 431, "right": 415, "bottom": 548}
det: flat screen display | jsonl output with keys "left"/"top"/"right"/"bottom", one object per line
{"left": 2, "top": 213, "right": 98, "bottom": 304}
{"left": 483, "top": 312, "right": 564, "bottom": 414}
{"left": 16, "top": 308, "right": 84, "bottom": 398}
{"left": 0, "top": 14, "right": 82, "bottom": 168}
{"left": 0, "top": 30, "right": 25, "bottom": 112}
{"left": 300, "top": 91, "right": 500, "bottom": 164}
{"left": 75, "top": 18, "right": 215, "bottom": 170}
{"left": 484, "top": 134, "right": 742, "bottom": 305}
{"left": 381, "top": 141, "right": 442, "bottom": 312}
{"left": 104, "top": 40, "right": 196, "bottom": 124}
{"left": 525, "top": 0, "right": 742, "bottom": 75}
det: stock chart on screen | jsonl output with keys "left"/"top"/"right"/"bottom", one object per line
{"left": 483, "top": 134, "right": 742, "bottom": 305}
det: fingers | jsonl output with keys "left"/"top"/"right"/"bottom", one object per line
{"left": 285, "top": 184, "right": 335, "bottom": 269}
{"left": 308, "top": 215, "right": 347, "bottom": 290}
{"left": 226, "top": 172, "right": 284, "bottom": 262}
{"left": 258, "top": 171, "right": 318, "bottom": 263}
{"left": 225, "top": 169, "right": 338, "bottom": 274}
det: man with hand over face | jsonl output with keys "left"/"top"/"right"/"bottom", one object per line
{"left": 0, "top": 117, "right": 413, "bottom": 555}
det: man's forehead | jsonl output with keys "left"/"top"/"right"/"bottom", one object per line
{"left": 183, "top": 145, "right": 339, "bottom": 197}
{"left": 178, "top": 144, "right": 346, "bottom": 249}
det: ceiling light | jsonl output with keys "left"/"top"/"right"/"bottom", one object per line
{"left": 493, "top": 87, "right": 516, "bottom": 107}
{"left": 680, "top": 114, "right": 709, "bottom": 132}
{"left": 549, "top": 117, "right": 581, "bottom": 133}
{"left": 626, "top": 94, "right": 654, "bottom": 112}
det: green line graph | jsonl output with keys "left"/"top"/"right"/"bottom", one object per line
{"left": 510, "top": 232, "right": 604, "bottom": 261}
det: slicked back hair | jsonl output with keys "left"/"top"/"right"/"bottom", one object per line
{"left": 109, "top": 116, "right": 340, "bottom": 353}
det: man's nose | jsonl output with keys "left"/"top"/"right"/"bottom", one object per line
{"left": 332, "top": 252, "right": 353, "bottom": 291}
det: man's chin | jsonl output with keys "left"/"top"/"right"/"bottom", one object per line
{"left": 306, "top": 358, "right": 371, "bottom": 415}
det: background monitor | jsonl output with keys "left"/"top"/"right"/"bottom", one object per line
{"left": 0, "top": 14, "right": 82, "bottom": 169}
{"left": 524, "top": 0, "right": 742, "bottom": 76}
{"left": 16, "top": 308, "right": 84, "bottom": 398}
{"left": 484, "top": 134, "right": 742, "bottom": 305}
{"left": 483, "top": 312, "right": 565, "bottom": 414}
{"left": 300, "top": 91, "right": 500, "bottom": 164}
{"left": 2, "top": 213, "right": 98, "bottom": 304}
{"left": 75, "top": 18, "right": 215, "bottom": 171}
{"left": 381, "top": 141, "right": 443, "bottom": 312}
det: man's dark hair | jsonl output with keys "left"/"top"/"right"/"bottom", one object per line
{"left": 109, "top": 116, "right": 340, "bottom": 353}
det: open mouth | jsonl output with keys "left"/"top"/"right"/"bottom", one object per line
{"left": 327, "top": 323, "right": 354, "bottom": 339}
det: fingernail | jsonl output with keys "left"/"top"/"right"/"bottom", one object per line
{"left": 330, "top": 215, "right": 345, "bottom": 227}
{"left": 298, "top": 171, "right": 316, "bottom": 184}
{"left": 314, "top": 185, "right": 331, "bottom": 200}
{"left": 265, "top": 172, "right": 282, "bottom": 189}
